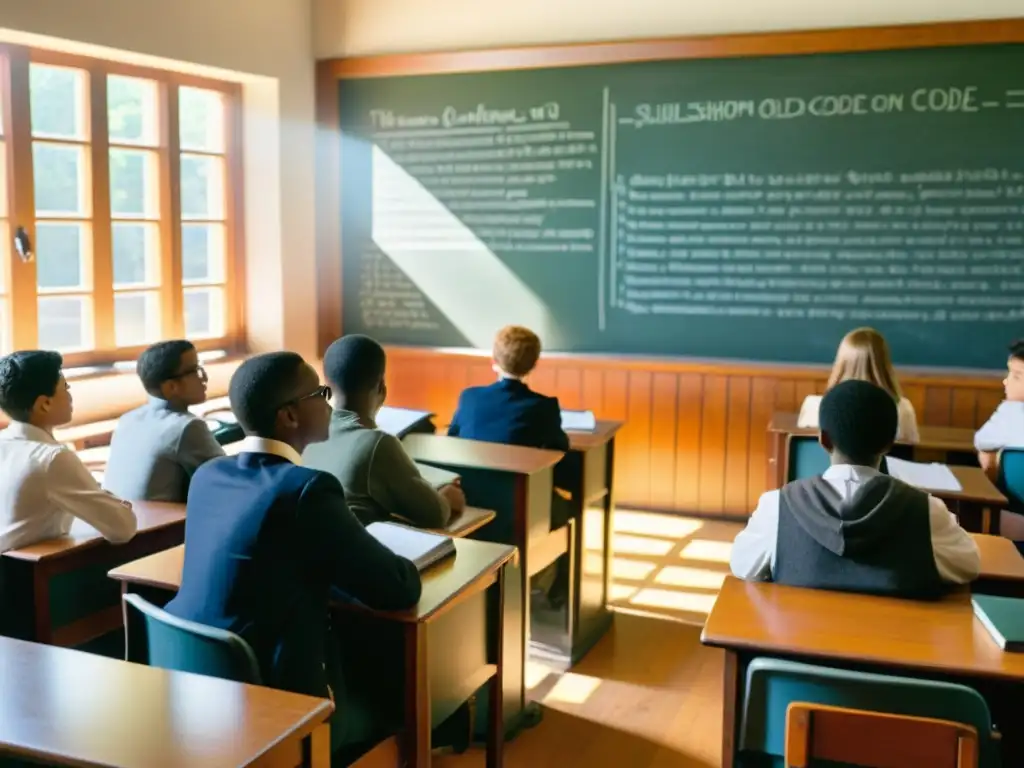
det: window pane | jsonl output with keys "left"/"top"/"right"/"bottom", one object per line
{"left": 38, "top": 296, "right": 90, "bottom": 351}
{"left": 180, "top": 155, "right": 224, "bottom": 219}
{"left": 184, "top": 287, "right": 224, "bottom": 338}
{"left": 107, "top": 75, "right": 157, "bottom": 146}
{"left": 30, "top": 65, "right": 87, "bottom": 140}
{"left": 182, "top": 224, "right": 225, "bottom": 283}
{"left": 36, "top": 222, "right": 89, "bottom": 290}
{"left": 114, "top": 291, "right": 160, "bottom": 346}
{"left": 34, "top": 143, "right": 87, "bottom": 216}
{"left": 113, "top": 223, "right": 160, "bottom": 287}
{"left": 110, "top": 149, "right": 158, "bottom": 218}
{"left": 179, "top": 87, "right": 225, "bottom": 152}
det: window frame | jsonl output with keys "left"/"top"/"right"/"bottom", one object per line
{"left": 0, "top": 44, "right": 245, "bottom": 366}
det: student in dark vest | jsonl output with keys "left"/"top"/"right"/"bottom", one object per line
{"left": 730, "top": 379, "right": 980, "bottom": 597}
{"left": 165, "top": 352, "right": 422, "bottom": 758}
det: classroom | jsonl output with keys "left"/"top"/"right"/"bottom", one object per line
{"left": 0, "top": 0, "right": 1024, "bottom": 766}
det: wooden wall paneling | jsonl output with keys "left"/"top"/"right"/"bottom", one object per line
{"left": 902, "top": 384, "right": 927, "bottom": 420}
{"left": 723, "top": 377, "right": 752, "bottom": 514}
{"left": 601, "top": 368, "right": 630, "bottom": 502}
{"left": 467, "top": 359, "right": 494, "bottom": 388}
{"left": 554, "top": 367, "right": 583, "bottom": 411}
{"left": 698, "top": 375, "right": 729, "bottom": 514}
{"left": 772, "top": 380, "right": 797, "bottom": 414}
{"left": 673, "top": 374, "right": 703, "bottom": 512}
{"left": 747, "top": 377, "right": 777, "bottom": 504}
{"left": 793, "top": 380, "right": 818, "bottom": 407}
{"left": 528, "top": 364, "right": 557, "bottom": 399}
{"left": 623, "top": 371, "right": 654, "bottom": 507}
{"left": 976, "top": 389, "right": 1003, "bottom": 427}
{"left": 582, "top": 368, "right": 604, "bottom": 414}
{"left": 924, "top": 386, "right": 953, "bottom": 427}
{"left": 649, "top": 373, "right": 679, "bottom": 509}
{"left": 950, "top": 388, "right": 978, "bottom": 429}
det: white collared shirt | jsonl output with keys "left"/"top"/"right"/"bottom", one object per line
{"left": 729, "top": 464, "right": 980, "bottom": 585}
{"left": 974, "top": 400, "right": 1024, "bottom": 452}
{"left": 0, "top": 422, "right": 138, "bottom": 553}
{"left": 236, "top": 436, "right": 303, "bottom": 465}
{"left": 798, "top": 394, "right": 921, "bottom": 444}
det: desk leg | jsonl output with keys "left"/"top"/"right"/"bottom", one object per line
{"left": 305, "top": 723, "right": 331, "bottom": 767}
{"left": 487, "top": 568, "right": 506, "bottom": 768}
{"left": 721, "top": 650, "right": 741, "bottom": 768}
{"left": 403, "top": 623, "right": 430, "bottom": 767}
{"left": 32, "top": 567, "right": 52, "bottom": 644}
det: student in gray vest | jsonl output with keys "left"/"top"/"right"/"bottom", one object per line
{"left": 103, "top": 341, "right": 224, "bottom": 502}
{"left": 731, "top": 380, "right": 979, "bottom": 598}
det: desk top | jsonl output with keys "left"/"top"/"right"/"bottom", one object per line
{"left": 703, "top": 576, "right": 1024, "bottom": 682}
{"left": 109, "top": 537, "right": 517, "bottom": 624}
{"left": 2, "top": 502, "right": 185, "bottom": 563}
{"left": 403, "top": 433, "right": 563, "bottom": 474}
{"left": 567, "top": 420, "right": 624, "bottom": 451}
{"left": 0, "top": 635, "right": 331, "bottom": 767}
{"left": 768, "top": 412, "right": 977, "bottom": 453}
{"left": 944, "top": 465, "right": 1007, "bottom": 506}
{"left": 974, "top": 534, "right": 1024, "bottom": 582}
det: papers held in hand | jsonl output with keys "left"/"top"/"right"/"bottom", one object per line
{"left": 561, "top": 409, "right": 596, "bottom": 432}
{"left": 367, "top": 522, "right": 456, "bottom": 572}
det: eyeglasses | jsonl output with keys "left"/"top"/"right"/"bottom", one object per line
{"left": 298, "top": 385, "right": 332, "bottom": 403}
{"left": 167, "top": 365, "right": 208, "bottom": 382}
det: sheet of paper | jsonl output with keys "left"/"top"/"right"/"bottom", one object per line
{"left": 376, "top": 406, "right": 430, "bottom": 437}
{"left": 884, "top": 456, "right": 963, "bottom": 492}
{"left": 561, "top": 409, "right": 597, "bottom": 432}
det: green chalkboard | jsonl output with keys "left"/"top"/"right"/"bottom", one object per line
{"left": 337, "top": 43, "right": 1024, "bottom": 369}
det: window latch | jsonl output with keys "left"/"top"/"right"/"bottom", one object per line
{"left": 14, "top": 227, "right": 32, "bottom": 263}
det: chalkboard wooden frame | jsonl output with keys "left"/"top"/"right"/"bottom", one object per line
{"left": 315, "top": 17, "right": 1024, "bottom": 368}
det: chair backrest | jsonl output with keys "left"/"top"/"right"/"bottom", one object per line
{"left": 788, "top": 437, "right": 830, "bottom": 481}
{"left": 739, "top": 658, "right": 998, "bottom": 768}
{"left": 999, "top": 449, "right": 1024, "bottom": 514}
{"left": 785, "top": 702, "right": 978, "bottom": 768}
{"left": 122, "top": 593, "right": 261, "bottom": 685}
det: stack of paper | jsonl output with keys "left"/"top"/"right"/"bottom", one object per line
{"left": 367, "top": 522, "right": 456, "bottom": 572}
{"left": 884, "top": 456, "right": 962, "bottom": 492}
{"left": 561, "top": 409, "right": 597, "bottom": 432}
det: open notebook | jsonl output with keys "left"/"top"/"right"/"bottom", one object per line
{"left": 561, "top": 409, "right": 597, "bottom": 432}
{"left": 367, "top": 522, "right": 456, "bottom": 572}
{"left": 414, "top": 462, "right": 460, "bottom": 489}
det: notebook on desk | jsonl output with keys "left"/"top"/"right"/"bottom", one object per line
{"left": 376, "top": 407, "right": 434, "bottom": 438}
{"left": 972, "top": 594, "right": 1024, "bottom": 651}
{"left": 883, "top": 456, "right": 962, "bottom": 492}
{"left": 561, "top": 409, "right": 597, "bottom": 432}
{"left": 414, "top": 462, "right": 460, "bottom": 489}
{"left": 366, "top": 522, "right": 456, "bottom": 572}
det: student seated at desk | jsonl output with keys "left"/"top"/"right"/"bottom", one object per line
{"left": 165, "top": 352, "right": 421, "bottom": 756}
{"left": 304, "top": 335, "right": 464, "bottom": 528}
{"left": 0, "top": 351, "right": 137, "bottom": 553}
{"left": 448, "top": 325, "right": 570, "bottom": 452}
{"left": 798, "top": 327, "right": 920, "bottom": 443}
{"left": 975, "top": 339, "right": 1024, "bottom": 480}
{"left": 731, "top": 380, "right": 979, "bottom": 598}
{"left": 103, "top": 340, "right": 224, "bottom": 502}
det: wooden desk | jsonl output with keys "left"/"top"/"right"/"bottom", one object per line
{"left": 434, "top": 506, "right": 496, "bottom": 538}
{"left": 1, "top": 502, "right": 185, "bottom": 648}
{"left": 767, "top": 412, "right": 978, "bottom": 490}
{"left": 934, "top": 466, "right": 1007, "bottom": 534}
{"left": 54, "top": 418, "right": 120, "bottom": 450}
{"left": 402, "top": 433, "right": 563, "bottom": 733}
{"left": 974, "top": 533, "right": 1024, "bottom": 596}
{"left": 702, "top": 576, "right": 1024, "bottom": 766}
{"left": 0, "top": 634, "right": 333, "bottom": 767}
{"left": 109, "top": 538, "right": 516, "bottom": 768}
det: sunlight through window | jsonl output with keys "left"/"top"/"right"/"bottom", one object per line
{"left": 525, "top": 660, "right": 556, "bottom": 691}
{"left": 679, "top": 539, "right": 733, "bottom": 564}
{"left": 613, "top": 510, "right": 704, "bottom": 539}
{"left": 609, "top": 583, "right": 639, "bottom": 601}
{"left": 612, "top": 534, "right": 676, "bottom": 557}
{"left": 610, "top": 557, "right": 658, "bottom": 581}
{"left": 544, "top": 672, "right": 602, "bottom": 706}
{"left": 655, "top": 565, "right": 727, "bottom": 590}
{"left": 629, "top": 588, "right": 718, "bottom": 614}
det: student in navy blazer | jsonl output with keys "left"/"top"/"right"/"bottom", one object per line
{"left": 448, "top": 326, "right": 570, "bottom": 453}
{"left": 165, "top": 352, "right": 421, "bottom": 756}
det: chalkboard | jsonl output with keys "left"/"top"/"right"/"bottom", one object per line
{"left": 336, "top": 42, "right": 1024, "bottom": 369}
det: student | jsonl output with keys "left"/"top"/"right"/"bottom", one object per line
{"left": 304, "top": 335, "right": 464, "bottom": 528}
{"left": 448, "top": 325, "right": 569, "bottom": 451}
{"left": 975, "top": 339, "right": 1024, "bottom": 479}
{"left": 165, "top": 351, "right": 421, "bottom": 755}
{"left": 731, "top": 380, "right": 979, "bottom": 598}
{"left": 0, "top": 351, "right": 137, "bottom": 553}
{"left": 798, "top": 327, "right": 920, "bottom": 443}
{"left": 103, "top": 340, "right": 224, "bottom": 502}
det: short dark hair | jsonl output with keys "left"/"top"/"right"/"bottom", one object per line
{"left": 0, "top": 351, "right": 64, "bottom": 422}
{"left": 1010, "top": 339, "right": 1024, "bottom": 363}
{"left": 323, "top": 335, "right": 385, "bottom": 394}
{"left": 228, "top": 352, "right": 306, "bottom": 436}
{"left": 819, "top": 379, "right": 898, "bottom": 464}
{"left": 137, "top": 340, "right": 196, "bottom": 396}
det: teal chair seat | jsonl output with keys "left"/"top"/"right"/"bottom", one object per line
{"left": 788, "top": 437, "right": 830, "bottom": 481}
{"left": 999, "top": 449, "right": 1024, "bottom": 515}
{"left": 738, "top": 657, "right": 999, "bottom": 767}
{"left": 123, "top": 593, "right": 261, "bottom": 684}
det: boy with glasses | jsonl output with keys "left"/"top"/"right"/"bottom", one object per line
{"left": 104, "top": 340, "right": 224, "bottom": 502}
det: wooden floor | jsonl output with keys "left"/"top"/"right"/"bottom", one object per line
{"left": 438, "top": 511, "right": 742, "bottom": 768}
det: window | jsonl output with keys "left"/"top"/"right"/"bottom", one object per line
{"left": 0, "top": 47, "right": 243, "bottom": 365}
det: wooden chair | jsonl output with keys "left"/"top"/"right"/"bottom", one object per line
{"left": 785, "top": 702, "right": 978, "bottom": 768}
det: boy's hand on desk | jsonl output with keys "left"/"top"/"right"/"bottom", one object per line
{"left": 439, "top": 484, "right": 466, "bottom": 513}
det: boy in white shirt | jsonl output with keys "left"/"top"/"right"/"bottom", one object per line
{"left": 0, "top": 351, "right": 137, "bottom": 553}
{"left": 975, "top": 339, "right": 1024, "bottom": 480}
